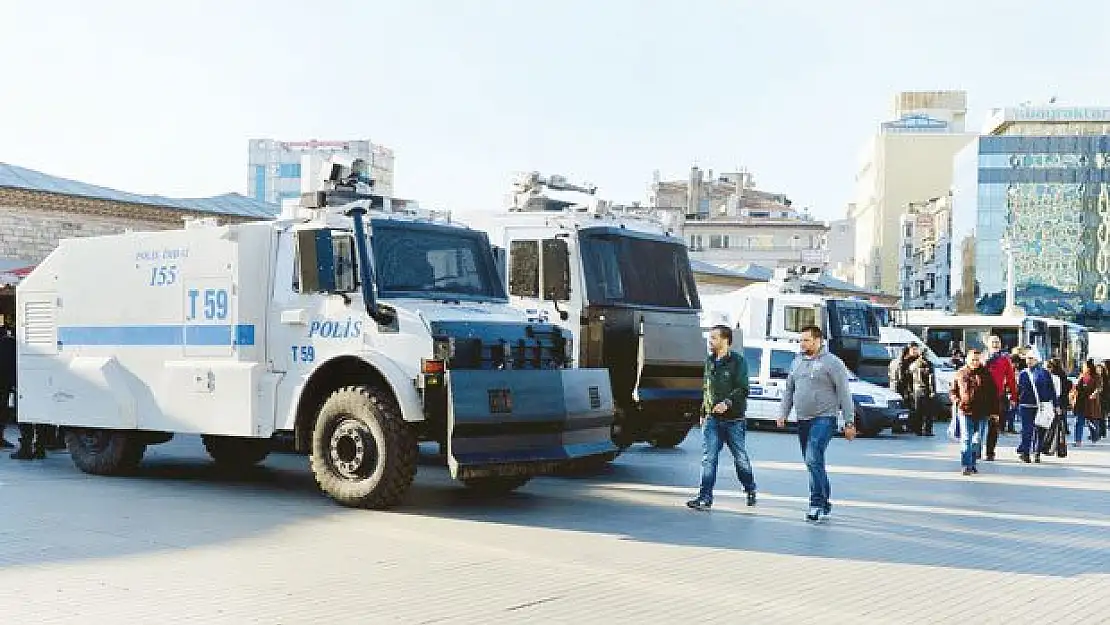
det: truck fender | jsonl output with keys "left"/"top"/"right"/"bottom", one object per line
{"left": 285, "top": 350, "right": 425, "bottom": 446}
{"left": 57, "top": 356, "right": 139, "bottom": 429}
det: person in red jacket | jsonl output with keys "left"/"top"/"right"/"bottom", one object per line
{"left": 983, "top": 335, "right": 1018, "bottom": 461}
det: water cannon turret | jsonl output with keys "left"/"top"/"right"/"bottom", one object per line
{"left": 298, "top": 154, "right": 381, "bottom": 211}
{"left": 510, "top": 171, "right": 598, "bottom": 212}
{"left": 771, "top": 265, "right": 825, "bottom": 294}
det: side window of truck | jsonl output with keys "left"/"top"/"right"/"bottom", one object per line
{"left": 743, "top": 347, "right": 764, "bottom": 380}
{"left": 770, "top": 349, "right": 796, "bottom": 380}
{"left": 509, "top": 240, "right": 540, "bottom": 297}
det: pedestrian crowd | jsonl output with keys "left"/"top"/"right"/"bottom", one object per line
{"left": 686, "top": 325, "right": 1108, "bottom": 522}
{"left": 886, "top": 334, "right": 1108, "bottom": 474}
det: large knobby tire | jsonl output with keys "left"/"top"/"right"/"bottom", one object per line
{"left": 202, "top": 435, "right": 271, "bottom": 469}
{"left": 65, "top": 428, "right": 146, "bottom": 476}
{"left": 310, "top": 385, "right": 417, "bottom": 510}
{"left": 648, "top": 427, "right": 690, "bottom": 449}
{"left": 462, "top": 475, "right": 531, "bottom": 495}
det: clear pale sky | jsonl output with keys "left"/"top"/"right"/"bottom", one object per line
{"left": 1, "top": 0, "right": 1107, "bottom": 221}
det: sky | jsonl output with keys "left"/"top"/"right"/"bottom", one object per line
{"left": 1, "top": 0, "right": 1108, "bottom": 222}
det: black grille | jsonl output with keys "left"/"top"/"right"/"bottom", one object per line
{"left": 588, "top": 386, "right": 601, "bottom": 409}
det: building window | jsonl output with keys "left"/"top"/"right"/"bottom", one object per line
{"left": 709, "top": 235, "right": 723, "bottom": 249}
{"left": 722, "top": 235, "right": 729, "bottom": 248}
{"left": 903, "top": 244, "right": 912, "bottom": 260}
{"left": 279, "top": 163, "right": 301, "bottom": 178}
{"left": 904, "top": 222, "right": 913, "bottom": 238}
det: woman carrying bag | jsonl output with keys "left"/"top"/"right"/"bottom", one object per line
{"left": 1043, "top": 358, "right": 1071, "bottom": 459}
{"left": 1015, "top": 348, "right": 1057, "bottom": 464}
{"left": 1073, "top": 360, "right": 1102, "bottom": 447}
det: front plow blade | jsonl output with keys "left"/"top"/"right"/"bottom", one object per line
{"left": 446, "top": 368, "right": 616, "bottom": 480}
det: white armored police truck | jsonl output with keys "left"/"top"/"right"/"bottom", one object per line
{"left": 14, "top": 156, "right": 617, "bottom": 509}
{"left": 466, "top": 172, "right": 705, "bottom": 452}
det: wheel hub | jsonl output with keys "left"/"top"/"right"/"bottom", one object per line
{"left": 328, "top": 419, "right": 378, "bottom": 480}
{"left": 78, "top": 429, "right": 110, "bottom": 454}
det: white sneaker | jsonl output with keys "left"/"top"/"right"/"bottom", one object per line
{"left": 805, "top": 506, "right": 822, "bottom": 522}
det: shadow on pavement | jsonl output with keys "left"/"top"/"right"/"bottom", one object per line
{"left": 1, "top": 429, "right": 1107, "bottom": 578}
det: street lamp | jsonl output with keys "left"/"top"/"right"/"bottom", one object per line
{"left": 1001, "top": 236, "right": 1024, "bottom": 316}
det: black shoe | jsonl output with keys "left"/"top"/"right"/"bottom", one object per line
{"left": 746, "top": 491, "right": 757, "bottom": 507}
{"left": 1020, "top": 453, "right": 1032, "bottom": 463}
{"left": 686, "top": 498, "right": 711, "bottom": 511}
{"left": 1034, "top": 453, "right": 1041, "bottom": 463}
{"left": 985, "top": 454, "right": 995, "bottom": 461}
{"left": 806, "top": 506, "right": 822, "bottom": 522}
{"left": 970, "top": 466, "right": 979, "bottom": 474}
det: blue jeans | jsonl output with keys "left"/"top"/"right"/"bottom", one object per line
{"left": 1075, "top": 414, "right": 1100, "bottom": 444}
{"left": 697, "top": 417, "right": 756, "bottom": 503}
{"left": 1004, "top": 404, "right": 1017, "bottom": 431}
{"left": 959, "top": 413, "right": 989, "bottom": 468}
{"left": 1016, "top": 406, "right": 1038, "bottom": 454}
{"left": 797, "top": 416, "right": 836, "bottom": 511}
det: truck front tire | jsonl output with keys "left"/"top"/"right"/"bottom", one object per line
{"left": 202, "top": 435, "right": 271, "bottom": 468}
{"left": 309, "top": 385, "right": 417, "bottom": 509}
{"left": 66, "top": 428, "right": 146, "bottom": 476}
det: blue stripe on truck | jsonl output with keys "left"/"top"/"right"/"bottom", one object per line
{"left": 58, "top": 324, "right": 256, "bottom": 347}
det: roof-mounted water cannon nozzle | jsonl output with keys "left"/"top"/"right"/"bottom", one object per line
{"left": 300, "top": 154, "right": 381, "bottom": 211}
{"left": 509, "top": 171, "right": 600, "bottom": 212}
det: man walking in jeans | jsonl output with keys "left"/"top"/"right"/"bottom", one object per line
{"left": 686, "top": 325, "right": 756, "bottom": 511}
{"left": 777, "top": 325, "right": 855, "bottom": 522}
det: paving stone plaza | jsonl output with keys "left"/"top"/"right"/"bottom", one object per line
{"left": 2, "top": 423, "right": 1107, "bottom": 624}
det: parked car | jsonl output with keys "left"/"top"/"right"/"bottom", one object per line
{"left": 740, "top": 338, "right": 910, "bottom": 437}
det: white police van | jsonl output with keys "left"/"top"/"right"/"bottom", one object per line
{"left": 740, "top": 338, "right": 909, "bottom": 437}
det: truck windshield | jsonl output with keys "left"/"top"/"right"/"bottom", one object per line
{"left": 371, "top": 221, "right": 506, "bottom": 300}
{"left": 578, "top": 230, "right": 700, "bottom": 310}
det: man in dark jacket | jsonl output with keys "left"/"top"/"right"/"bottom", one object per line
{"left": 0, "top": 325, "right": 15, "bottom": 448}
{"left": 687, "top": 325, "right": 756, "bottom": 511}
{"left": 909, "top": 347, "right": 936, "bottom": 436}
{"left": 949, "top": 349, "right": 999, "bottom": 475}
{"left": 890, "top": 345, "right": 915, "bottom": 431}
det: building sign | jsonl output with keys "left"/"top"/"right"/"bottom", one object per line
{"left": 1001, "top": 107, "right": 1110, "bottom": 123}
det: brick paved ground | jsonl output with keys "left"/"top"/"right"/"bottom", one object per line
{"left": 1, "top": 422, "right": 1108, "bottom": 624}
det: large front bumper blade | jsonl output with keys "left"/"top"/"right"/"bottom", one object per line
{"left": 446, "top": 368, "right": 617, "bottom": 480}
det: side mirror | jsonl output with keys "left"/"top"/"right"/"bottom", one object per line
{"left": 296, "top": 229, "right": 357, "bottom": 294}
{"left": 542, "top": 238, "right": 571, "bottom": 302}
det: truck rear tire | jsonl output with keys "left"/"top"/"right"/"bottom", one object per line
{"left": 65, "top": 428, "right": 146, "bottom": 476}
{"left": 202, "top": 435, "right": 271, "bottom": 468}
{"left": 309, "top": 385, "right": 417, "bottom": 510}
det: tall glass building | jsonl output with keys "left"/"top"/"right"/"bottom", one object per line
{"left": 950, "top": 106, "right": 1110, "bottom": 328}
